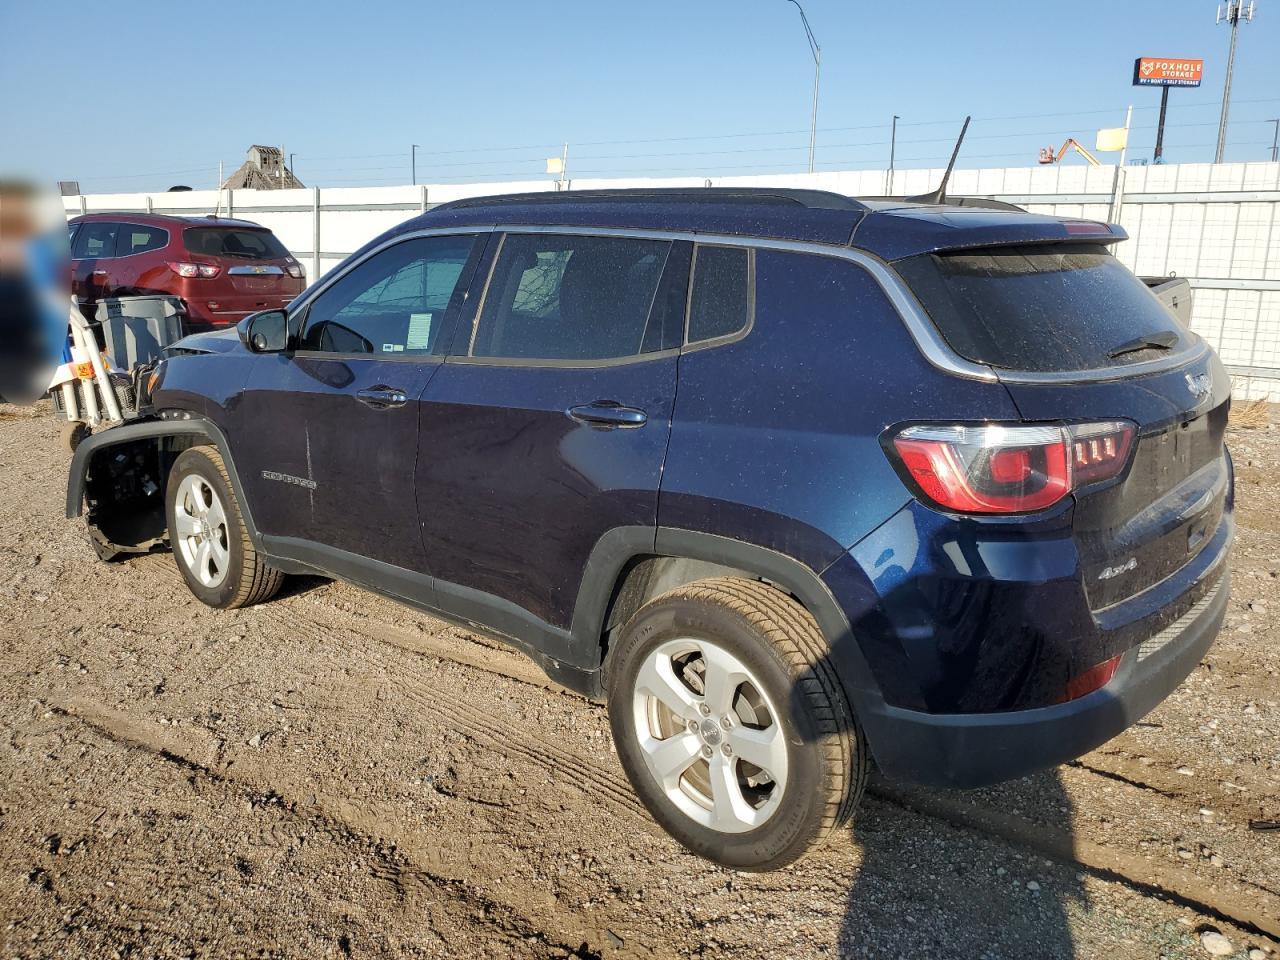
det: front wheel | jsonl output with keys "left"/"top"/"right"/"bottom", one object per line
{"left": 166, "top": 446, "right": 282, "bottom": 609}
{"left": 606, "top": 577, "right": 867, "bottom": 871}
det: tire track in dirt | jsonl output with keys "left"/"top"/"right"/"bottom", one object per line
{"left": 265, "top": 582, "right": 1280, "bottom": 942}
{"left": 870, "top": 779, "right": 1280, "bottom": 941}
{"left": 126, "top": 518, "right": 1280, "bottom": 942}
{"left": 49, "top": 698, "right": 621, "bottom": 960}
{"left": 256, "top": 602, "right": 652, "bottom": 824}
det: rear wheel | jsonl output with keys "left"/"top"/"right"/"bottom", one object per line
{"left": 167, "top": 446, "right": 282, "bottom": 609}
{"left": 606, "top": 576, "right": 867, "bottom": 870}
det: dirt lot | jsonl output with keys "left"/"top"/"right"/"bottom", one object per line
{"left": 0, "top": 403, "right": 1277, "bottom": 960}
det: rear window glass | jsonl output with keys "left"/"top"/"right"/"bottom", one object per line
{"left": 896, "top": 243, "right": 1184, "bottom": 372}
{"left": 471, "top": 234, "right": 669, "bottom": 361}
{"left": 184, "top": 227, "right": 288, "bottom": 260}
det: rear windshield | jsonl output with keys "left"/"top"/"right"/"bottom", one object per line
{"left": 895, "top": 243, "right": 1184, "bottom": 372}
{"left": 184, "top": 227, "right": 289, "bottom": 260}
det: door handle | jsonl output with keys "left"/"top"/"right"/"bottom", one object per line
{"left": 356, "top": 385, "right": 409, "bottom": 409}
{"left": 567, "top": 401, "right": 648, "bottom": 428}
{"left": 91, "top": 270, "right": 108, "bottom": 276}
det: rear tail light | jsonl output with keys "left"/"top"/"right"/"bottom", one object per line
{"left": 285, "top": 262, "right": 305, "bottom": 280}
{"left": 168, "top": 261, "right": 220, "bottom": 279}
{"left": 889, "top": 420, "right": 1135, "bottom": 514}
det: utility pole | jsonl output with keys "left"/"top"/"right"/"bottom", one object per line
{"left": 786, "top": 0, "right": 821, "bottom": 174}
{"left": 1270, "top": 119, "right": 1279, "bottom": 161}
{"left": 888, "top": 115, "right": 899, "bottom": 193}
{"left": 412, "top": 144, "right": 419, "bottom": 186}
{"left": 1215, "top": 0, "right": 1256, "bottom": 163}
{"left": 558, "top": 142, "right": 569, "bottom": 191}
{"left": 289, "top": 153, "right": 296, "bottom": 182}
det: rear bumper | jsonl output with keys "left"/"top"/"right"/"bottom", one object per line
{"left": 864, "top": 568, "right": 1229, "bottom": 788}
{"left": 180, "top": 296, "right": 297, "bottom": 329}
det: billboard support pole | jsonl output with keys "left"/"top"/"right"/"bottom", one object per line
{"left": 1154, "top": 86, "right": 1170, "bottom": 162}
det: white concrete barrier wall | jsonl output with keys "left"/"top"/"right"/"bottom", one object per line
{"left": 67, "top": 161, "right": 1280, "bottom": 400}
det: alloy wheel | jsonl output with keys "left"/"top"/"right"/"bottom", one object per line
{"left": 631, "top": 638, "right": 789, "bottom": 834}
{"left": 173, "top": 474, "right": 231, "bottom": 589}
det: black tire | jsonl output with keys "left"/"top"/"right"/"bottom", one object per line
{"left": 606, "top": 576, "right": 868, "bottom": 871}
{"left": 166, "top": 446, "right": 283, "bottom": 609}
{"left": 60, "top": 420, "right": 91, "bottom": 454}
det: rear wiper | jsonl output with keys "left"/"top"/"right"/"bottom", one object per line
{"left": 1108, "top": 330, "right": 1179, "bottom": 359}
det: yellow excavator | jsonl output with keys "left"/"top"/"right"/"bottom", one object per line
{"left": 1038, "top": 138, "right": 1102, "bottom": 166}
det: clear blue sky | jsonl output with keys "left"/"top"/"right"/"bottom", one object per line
{"left": 2, "top": 0, "right": 1277, "bottom": 193}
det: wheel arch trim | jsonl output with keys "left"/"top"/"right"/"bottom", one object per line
{"left": 574, "top": 527, "right": 887, "bottom": 717}
{"left": 65, "top": 418, "right": 264, "bottom": 551}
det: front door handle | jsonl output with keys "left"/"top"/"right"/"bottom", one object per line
{"left": 356, "top": 385, "right": 409, "bottom": 409}
{"left": 567, "top": 400, "right": 648, "bottom": 428}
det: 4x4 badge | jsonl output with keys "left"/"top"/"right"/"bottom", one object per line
{"left": 1185, "top": 372, "right": 1211, "bottom": 398}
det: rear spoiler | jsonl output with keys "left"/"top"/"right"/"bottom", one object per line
{"left": 859, "top": 195, "right": 1026, "bottom": 213}
{"left": 851, "top": 206, "right": 1127, "bottom": 261}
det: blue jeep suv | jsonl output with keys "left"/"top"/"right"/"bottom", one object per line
{"left": 67, "top": 188, "right": 1233, "bottom": 870}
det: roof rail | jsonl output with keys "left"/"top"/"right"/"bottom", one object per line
{"left": 435, "top": 187, "right": 869, "bottom": 213}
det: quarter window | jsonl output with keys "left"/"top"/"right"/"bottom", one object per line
{"left": 116, "top": 224, "right": 168, "bottom": 256}
{"left": 687, "top": 245, "right": 752, "bottom": 344}
{"left": 72, "top": 221, "right": 119, "bottom": 260}
{"left": 470, "top": 234, "right": 670, "bottom": 361}
{"left": 299, "top": 235, "right": 479, "bottom": 356}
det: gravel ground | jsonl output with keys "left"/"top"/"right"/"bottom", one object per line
{"left": 0, "top": 402, "right": 1277, "bottom": 960}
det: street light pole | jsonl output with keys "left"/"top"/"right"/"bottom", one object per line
{"left": 1270, "top": 119, "right": 1279, "bottom": 162}
{"left": 412, "top": 144, "right": 420, "bottom": 186}
{"left": 1214, "top": 0, "right": 1255, "bottom": 164}
{"left": 888, "top": 114, "right": 900, "bottom": 193}
{"left": 786, "top": 0, "right": 821, "bottom": 174}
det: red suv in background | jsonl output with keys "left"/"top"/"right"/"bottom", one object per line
{"left": 68, "top": 213, "right": 305, "bottom": 329}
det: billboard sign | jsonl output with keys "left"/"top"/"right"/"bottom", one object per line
{"left": 1133, "top": 57, "right": 1204, "bottom": 87}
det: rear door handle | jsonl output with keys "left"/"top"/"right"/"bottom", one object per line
{"left": 567, "top": 401, "right": 648, "bottom": 428}
{"left": 356, "top": 385, "right": 409, "bottom": 409}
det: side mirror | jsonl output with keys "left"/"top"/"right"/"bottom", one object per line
{"left": 237, "top": 309, "right": 289, "bottom": 353}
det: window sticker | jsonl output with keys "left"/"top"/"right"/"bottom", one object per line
{"left": 406, "top": 312, "right": 434, "bottom": 351}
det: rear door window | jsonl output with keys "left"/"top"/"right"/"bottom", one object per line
{"left": 115, "top": 223, "right": 168, "bottom": 256}
{"left": 687, "top": 244, "right": 752, "bottom": 344}
{"left": 895, "top": 243, "right": 1185, "bottom": 372}
{"left": 72, "top": 221, "right": 119, "bottom": 260}
{"left": 184, "top": 227, "right": 289, "bottom": 260}
{"left": 469, "top": 234, "right": 670, "bottom": 361}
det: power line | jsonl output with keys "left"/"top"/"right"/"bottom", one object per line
{"left": 71, "top": 95, "right": 1280, "bottom": 189}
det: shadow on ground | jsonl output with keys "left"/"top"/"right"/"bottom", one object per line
{"left": 837, "top": 771, "right": 1083, "bottom": 959}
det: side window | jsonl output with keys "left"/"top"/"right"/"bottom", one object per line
{"left": 116, "top": 224, "right": 168, "bottom": 256}
{"left": 299, "top": 235, "right": 479, "bottom": 356}
{"left": 470, "top": 234, "right": 670, "bottom": 361}
{"left": 72, "top": 221, "right": 120, "bottom": 260}
{"left": 687, "top": 244, "right": 752, "bottom": 344}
